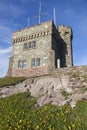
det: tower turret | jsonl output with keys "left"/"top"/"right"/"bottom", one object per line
{"left": 58, "top": 25, "right": 73, "bottom": 67}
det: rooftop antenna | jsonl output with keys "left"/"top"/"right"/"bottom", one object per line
{"left": 54, "top": 8, "right": 56, "bottom": 26}
{"left": 28, "top": 17, "right": 30, "bottom": 27}
{"left": 33, "top": 2, "right": 48, "bottom": 24}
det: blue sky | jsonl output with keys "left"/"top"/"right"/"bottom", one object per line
{"left": 0, "top": 0, "right": 87, "bottom": 77}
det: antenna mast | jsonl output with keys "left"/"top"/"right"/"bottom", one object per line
{"left": 54, "top": 8, "right": 56, "bottom": 26}
{"left": 33, "top": 2, "right": 48, "bottom": 24}
{"left": 39, "top": 2, "right": 41, "bottom": 24}
{"left": 28, "top": 17, "right": 30, "bottom": 27}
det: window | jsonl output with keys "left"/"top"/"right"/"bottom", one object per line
{"left": 23, "top": 60, "right": 26, "bottom": 68}
{"left": 31, "top": 58, "right": 40, "bottom": 68}
{"left": 36, "top": 58, "right": 40, "bottom": 66}
{"left": 18, "top": 60, "right": 22, "bottom": 69}
{"left": 23, "top": 41, "right": 36, "bottom": 50}
{"left": 31, "top": 58, "right": 35, "bottom": 67}
{"left": 18, "top": 60, "right": 26, "bottom": 69}
{"left": 32, "top": 41, "right": 36, "bottom": 48}
{"left": 28, "top": 42, "right": 31, "bottom": 48}
{"left": 24, "top": 43, "right": 27, "bottom": 49}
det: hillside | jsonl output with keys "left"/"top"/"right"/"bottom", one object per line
{"left": 0, "top": 69, "right": 87, "bottom": 129}
{"left": 0, "top": 71, "right": 87, "bottom": 108}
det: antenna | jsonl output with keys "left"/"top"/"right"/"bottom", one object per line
{"left": 28, "top": 17, "right": 30, "bottom": 27}
{"left": 54, "top": 8, "right": 56, "bottom": 26}
{"left": 39, "top": 2, "right": 41, "bottom": 24}
{"left": 33, "top": 2, "right": 48, "bottom": 24}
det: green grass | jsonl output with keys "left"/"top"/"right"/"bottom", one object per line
{"left": 61, "top": 90, "right": 71, "bottom": 99}
{"left": 0, "top": 77, "right": 26, "bottom": 88}
{"left": 83, "top": 76, "right": 87, "bottom": 82}
{"left": 80, "top": 86, "right": 87, "bottom": 93}
{"left": 0, "top": 92, "right": 87, "bottom": 130}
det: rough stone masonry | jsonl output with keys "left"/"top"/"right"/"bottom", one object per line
{"left": 7, "top": 21, "right": 73, "bottom": 77}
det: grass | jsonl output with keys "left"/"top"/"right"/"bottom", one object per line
{"left": 80, "top": 86, "right": 87, "bottom": 93}
{"left": 72, "top": 73, "right": 79, "bottom": 79}
{"left": 83, "top": 76, "right": 87, "bottom": 82}
{"left": 0, "top": 77, "right": 26, "bottom": 88}
{"left": 0, "top": 92, "right": 87, "bottom": 130}
{"left": 0, "top": 75, "right": 50, "bottom": 88}
{"left": 61, "top": 90, "right": 71, "bottom": 99}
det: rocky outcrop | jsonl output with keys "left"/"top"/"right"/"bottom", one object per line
{"left": 0, "top": 73, "right": 87, "bottom": 108}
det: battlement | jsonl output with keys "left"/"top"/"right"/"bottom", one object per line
{"left": 12, "top": 21, "right": 53, "bottom": 44}
{"left": 58, "top": 25, "right": 73, "bottom": 40}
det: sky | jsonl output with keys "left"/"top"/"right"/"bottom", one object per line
{"left": 0, "top": 0, "right": 87, "bottom": 77}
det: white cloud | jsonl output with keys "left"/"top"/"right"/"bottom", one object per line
{"left": 0, "top": 55, "right": 10, "bottom": 77}
{"left": 0, "top": 47, "right": 12, "bottom": 77}
{"left": 0, "top": 47, "right": 12, "bottom": 55}
{"left": 0, "top": 24, "right": 12, "bottom": 45}
{"left": 0, "top": 19, "right": 13, "bottom": 78}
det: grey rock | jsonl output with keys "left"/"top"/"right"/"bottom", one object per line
{"left": 0, "top": 75, "right": 87, "bottom": 108}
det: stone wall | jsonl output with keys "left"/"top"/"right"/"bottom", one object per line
{"left": 58, "top": 25, "right": 73, "bottom": 67}
{"left": 7, "top": 65, "right": 87, "bottom": 77}
{"left": 52, "top": 66, "right": 87, "bottom": 76}
{"left": 9, "top": 67, "right": 52, "bottom": 77}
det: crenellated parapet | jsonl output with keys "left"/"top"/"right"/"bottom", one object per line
{"left": 58, "top": 25, "right": 73, "bottom": 40}
{"left": 12, "top": 21, "right": 53, "bottom": 44}
{"left": 12, "top": 30, "right": 51, "bottom": 44}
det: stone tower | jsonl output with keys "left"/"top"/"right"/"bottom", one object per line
{"left": 58, "top": 25, "right": 73, "bottom": 67}
{"left": 7, "top": 21, "right": 73, "bottom": 77}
